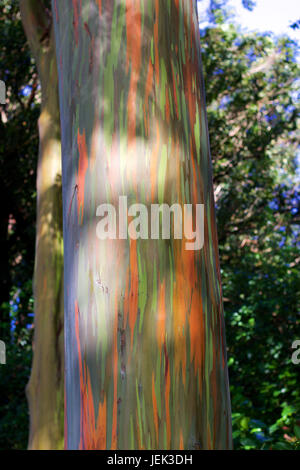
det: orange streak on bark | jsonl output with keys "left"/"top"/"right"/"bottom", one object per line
{"left": 76, "top": 304, "right": 108, "bottom": 449}
{"left": 123, "top": 268, "right": 130, "bottom": 329}
{"left": 75, "top": 300, "right": 84, "bottom": 449}
{"left": 190, "top": 136, "right": 198, "bottom": 204}
{"left": 85, "top": 370, "right": 96, "bottom": 448}
{"left": 154, "top": 0, "right": 160, "bottom": 85}
{"left": 207, "top": 425, "right": 212, "bottom": 450}
{"left": 171, "top": 64, "right": 179, "bottom": 119}
{"left": 172, "top": 270, "right": 186, "bottom": 383}
{"left": 165, "top": 88, "right": 170, "bottom": 123}
{"left": 156, "top": 280, "right": 166, "bottom": 349}
{"left": 96, "top": 395, "right": 107, "bottom": 449}
{"left": 126, "top": 0, "right": 142, "bottom": 146}
{"left": 173, "top": 239, "right": 198, "bottom": 385}
{"left": 187, "top": 1, "right": 193, "bottom": 51}
{"left": 111, "top": 260, "right": 120, "bottom": 449}
{"left": 150, "top": 122, "right": 160, "bottom": 201}
{"left": 165, "top": 364, "right": 171, "bottom": 448}
{"left": 143, "top": 104, "right": 147, "bottom": 137}
{"left": 182, "top": 12, "right": 197, "bottom": 135}
{"left": 97, "top": 0, "right": 102, "bottom": 15}
{"left": 182, "top": 230, "right": 196, "bottom": 287}
{"left": 152, "top": 372, "right": 159, "bottom": 443}
{"left": 77, "top": 130, "right": 89, "bottom": 224}
{"left": 129, "top": 238, "right": 138, "bottom": 348}
{"left": 189, "top": 289, "right": 204, "bottom": 374}
{"left": 144, "top": 58, "right": 154, "bottom": 136}
{"left": 173, "top": 245, "right": 191, "bottom": 383}
{"left": 179, "top": 430, "right": 184, "bottom": 450}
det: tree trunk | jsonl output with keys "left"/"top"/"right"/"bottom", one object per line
{"left": 53, "top": 0, "right": 232, "bottom": 449}
{"left": 20, "top": 0, "right": 64, "bottom": 450}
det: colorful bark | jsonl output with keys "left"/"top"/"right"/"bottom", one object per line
{"left": 53, "top": 0, "right": 232, "bottom": 449}
{"left": 20, "top": 0, "right": 64, "bottom": 450}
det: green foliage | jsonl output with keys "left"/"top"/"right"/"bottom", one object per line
{"left": 0, "top": 307, "right": 32, "bottom": 450}
{"left": 201, "top": 11, "right": 300, "bottom": 450}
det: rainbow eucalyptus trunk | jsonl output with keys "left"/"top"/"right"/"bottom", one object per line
{"left": 53, "top": 0, "right": 232, "bottom": 449}
{"left": 20, "top": 1, "right": 64, "bottom": 450}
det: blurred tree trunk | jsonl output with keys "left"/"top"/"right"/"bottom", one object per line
{"left": 53, "top": 0, "right": 232, "bottom": 449}
{"left": 20, "top": 0, "right": 64, "bottom": 450}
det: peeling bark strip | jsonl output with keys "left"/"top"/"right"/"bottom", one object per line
{"left": 53, "top": 0, "right": 232, "bottom": 449}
